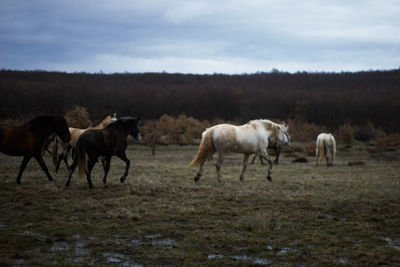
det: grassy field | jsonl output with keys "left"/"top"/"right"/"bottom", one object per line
{"left": 0, "top": 141, "right": 399, "bottom": 266}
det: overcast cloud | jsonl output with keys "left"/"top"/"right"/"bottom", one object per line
{"left": 1, "top": 0, "right": 399, "bottom": 74}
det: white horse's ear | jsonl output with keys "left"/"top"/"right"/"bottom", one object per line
{"left": 113, "top": 113, "right": 117, "bottom": 118}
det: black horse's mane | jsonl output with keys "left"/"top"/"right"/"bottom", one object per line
{"left": 106, "top": 117, "right": 139, "bottom": 132}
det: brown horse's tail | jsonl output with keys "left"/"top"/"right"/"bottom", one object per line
{"left": 189, "top": 129, "right": 215, "bottom": 167}
{"left": 76, "top": 139, "right": 87, "bottom": 178}
{"left": 52, "top": 137, "right": 59, "bottom": 168}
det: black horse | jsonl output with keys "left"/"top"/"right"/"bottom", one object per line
{"left": 65, "top": 116, "right": 141, "bottom": 188}
{"left": 0, "top": 116, "right": 71, "bottom": 184}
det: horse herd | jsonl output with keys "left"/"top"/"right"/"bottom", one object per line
{"left": 0, "top": 114, "right": 336, "bottom": 189}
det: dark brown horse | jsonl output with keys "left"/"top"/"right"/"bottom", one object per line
{"left": 65, "top": 116, "right": 141, "bottom": 188}
{"left": 0, "top": 116, "right": 71, "bottom": 184}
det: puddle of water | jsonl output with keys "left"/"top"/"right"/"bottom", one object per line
{"left": 13, "top": 258, "right": 25, "bottom": 266}
{"left": 382, "top": 237, "right": 400, "bottom": 251}
{"left": 277, "top": 247, "right": 298, "bottom": 255}
{"left": 50, "top": 241, "right": 70, "bottom": 252}
{"left": 103, "top": 252, "right": 125, "bottom": 263}
{"left": 151, "top": 238, "right": 177, "bottom": 248}
{"left": 145, "top": 234, "right": 161, "bottom": 239}
{"left": 102, "top": 252, "right": 143, "bottom": 267}
{"left": 339, "top": 258, "right": 350, "bottom": 264}
{"left": 130, "top": 234, "right": 178, "bottom": 248}
{"left": 207, "top": 254, "right": 224, "bottom": 259}
{"left": 207, "top": 254, "right": 272, "bottom": 265}
{"left": 232, "top": 255, "right": 272, "bottom": 265}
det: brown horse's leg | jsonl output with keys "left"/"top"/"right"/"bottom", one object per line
{"left": 34, "top": 154, "right": 53, "bottom": 182}
{"left": 273, "top": 147, "right": 281, "bottom": 165}
{"left": 65, "top": 156, "right": 78, "bottom": 187}
{"left": 102, "top": 156, "right": 111, "bottom": 187}
{"left": 86, "top": 157, "right": 97, "bottom": 189}
{"left": 16, "top": 156, "right": 32, "bottom": 184}
{"left": 240, "top": 154, "right": 250, "bottom": 181}
{"left": 117, "top": 153, "right": 130, "bottom": 183}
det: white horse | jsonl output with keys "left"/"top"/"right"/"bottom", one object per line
{"left": 189, "top": 119, "right": 290, "bottom": 183}
{"left": 316, "top": 133, "right": 336, "bottom": 167}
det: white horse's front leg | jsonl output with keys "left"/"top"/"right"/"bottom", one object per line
{"left": 240, "top": 154, "right": 250, "bottom": 181}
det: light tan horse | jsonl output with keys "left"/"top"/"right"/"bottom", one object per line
{"left": 190, "top": 119, "right": 290, "bottom": 183}
{"left": 53, "top": 113, "right": 117, "bottom": 172}
{"left": 316, "top": 133, "right": 336, "bottom": 166}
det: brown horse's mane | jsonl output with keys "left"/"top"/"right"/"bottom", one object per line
{"left": 90, "top": 114, "right": 110, "bottom": 127}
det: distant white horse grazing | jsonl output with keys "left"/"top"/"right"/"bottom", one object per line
{"left": 189, "top": 119, "right": 290, "bottom": 183}
{"left": 316, "top": 133, "right": 336, "bottom": 166}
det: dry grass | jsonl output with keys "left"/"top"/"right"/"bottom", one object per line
{"left": 0, "top": 142, "right": 399, "bottom": 266}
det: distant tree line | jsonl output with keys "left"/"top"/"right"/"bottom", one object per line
{"left": 0, "top": 69, "right": 399, "bottom": 132}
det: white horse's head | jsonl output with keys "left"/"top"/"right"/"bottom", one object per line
{"left": 277, "top": 123, "right": 290, "bottom": 146}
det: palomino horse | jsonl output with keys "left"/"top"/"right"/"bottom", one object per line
{"left": 190, "top": 119, "right": 290, "bottom": 183}
{"left": 53, "top": 113, "right": 117, "bottom": 172}
{"left": 316, "top": 133, "right": 336, "bottom": 166}
{"left": 0, "top": 116, "right": 70, "bottom": 184}
{"left": 65, "top": 116, "right": 141, "bottom": 188}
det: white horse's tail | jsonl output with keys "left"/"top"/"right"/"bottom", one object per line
{"left": 317, "top": 138, "right": 326, "bottom": 162}
{"left": 189, "top": 129, "right": 215, "bottom": 167}
{"left": 330, "top": 134, "right": 336, "bottom": 162}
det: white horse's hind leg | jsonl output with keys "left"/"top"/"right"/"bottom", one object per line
{"left": 316, "top": 142, "right": 320, "bottom": 166}
{"left": 194, "top": 161, "right": 205, "bottom": 182}
{"left": 215, "top": 150, "right": 224, "bottom": 183}
{"left": 240, "top": 154, "right": 250, "bottom": 181}
{"left": 327, "top": 147, "right": 333, "bottom": 166}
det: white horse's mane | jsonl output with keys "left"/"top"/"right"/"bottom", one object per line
{"left": 247, "top": 119, "right": 284, "bottom": 128}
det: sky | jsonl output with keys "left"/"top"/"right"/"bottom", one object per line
{"left": 1, "top": 0, "right": 400, "bottom": 74}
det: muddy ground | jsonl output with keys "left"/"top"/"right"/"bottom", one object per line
{"left": 0, "top": 142, "right": 399, "bottom": 266}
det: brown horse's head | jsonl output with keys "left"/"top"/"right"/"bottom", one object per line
{"left": 130, "top": 118, "right": 141, "bottom": 143}
{"left": 53, "top": 116, "right": 71, "bottom": 143}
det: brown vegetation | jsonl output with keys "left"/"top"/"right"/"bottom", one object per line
{"left": 64, "top": 106, "right": 91, "bottom": 128}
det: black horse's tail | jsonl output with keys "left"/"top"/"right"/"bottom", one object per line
{"left": 76, "top": 138, "right": 87, "bottom": 178}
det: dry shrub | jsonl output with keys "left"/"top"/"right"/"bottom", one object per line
{"left": 65, "top": 106, "right": 91, "bottom": 128}
{"left": 353, "top": 121, "right": 385, "bottom": 142}
{"left": 141, "top": 119, "right": 157, "bottom": 145}
{"left": 0, "top": 117, "right": 30, "bottom": 126}
{"left": 376, "top": 133, "right": 400, "bottom": 152}
{"left": 338, "top": 123, "right": 354, "bottom": 144}
{"left": 175, "top": 114, "right": 209, "bottom": 145}
{"left": 141, "top": 114, "right": 211, "bottom": 145}
{"left": 288, "top": 119, "right": 326, "bottom": 142}
{"left": 303, "top": 141, "right": 316, "bottom": 156}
